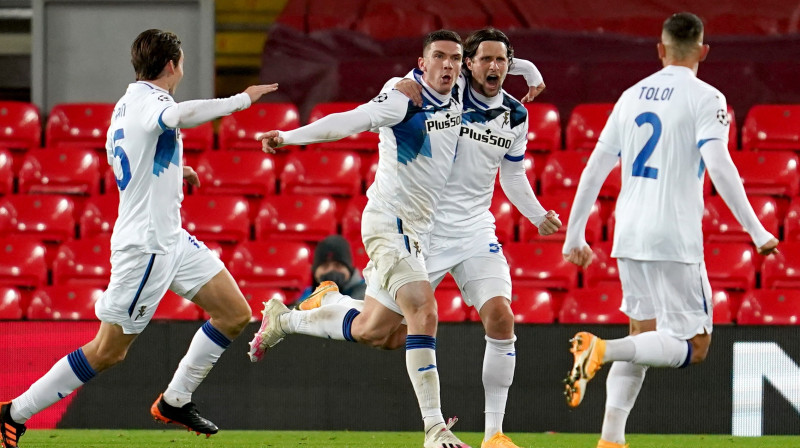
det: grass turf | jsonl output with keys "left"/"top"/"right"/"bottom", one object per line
{"left": 16, "top": 430, "right": 798, "bottom": 447}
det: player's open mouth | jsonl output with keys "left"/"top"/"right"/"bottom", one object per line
{"left": 441, "top": 75, "right": 452, "bottom": 84}
{"left": 486, "top": 75, "right": 500, "bottom": 87}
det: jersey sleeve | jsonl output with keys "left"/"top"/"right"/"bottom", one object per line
{"left": 355, "top": 89, "right": 411, "bottom": 131}
{"left": 505, "top": 111, "right": 528, "bottom": 160}
{"left": 142, "top": 91, "right": 177, "bottom": 132}
{"left": 595, "top": 100, "right": 623, "bottom": 155}
{"left": 695, "top": 89, "right": 730, "bottom": 146}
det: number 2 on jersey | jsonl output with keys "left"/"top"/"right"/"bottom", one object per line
{"left": 632, "top": 112, "right": 661, "bottom": 179}
{"left": 112, "top": 128, "right": 132, "bottom": 190}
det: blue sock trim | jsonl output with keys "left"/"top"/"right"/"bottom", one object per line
{"left": 67, "top": 348, "right": 97, "bottom": 383}
{"left": 201, "top": 320, "right": 231, "bottom": 349}
{"left": 406, "top": 334, "right": 436, "bottom": 350}
{"left": 342, "top": 308, "right": 361, "bottom": 342}
{"left": 679, "top": 341, "right": 693, "bottom": 368}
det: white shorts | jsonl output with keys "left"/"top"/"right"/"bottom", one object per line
{"left": 95, "top": 229, "right": 224, "bottom": 334}
{"left": 617, "top": 258, "right": 713, "bottom": 340}
{"left": 361, "top": 205, "right": 428, "bottom": 313}
{"left": 427, "top": 228, "right": 511, "bottom": 312}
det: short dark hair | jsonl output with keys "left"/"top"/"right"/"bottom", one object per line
{"left": 663, "top": 12, "right": 704, "bottom": 58}
{"left": 422, "top": 29, "right": 462, "bottom": 55}
{"left": 131, "top": 29, "right": 182, "bottom": 81}
{"left": 462, "top": 27, "right": 514, "bottom": 72}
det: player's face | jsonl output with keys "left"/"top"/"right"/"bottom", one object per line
{"left": 419, "top": 40, "right": 463, "bottom": 95}
{"left": 466, "top": 41, "right": 508, "bottom": 97}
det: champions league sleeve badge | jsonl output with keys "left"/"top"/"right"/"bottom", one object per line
{"left": 716, "top": 108, "right": 730, "bottom": 126}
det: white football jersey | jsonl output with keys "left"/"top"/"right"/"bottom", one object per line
{"left": 361, "top": 73, "right": 463, "bottom": 235}
{"left": 105, "top": 82, "right": 184, "bottom": 254}
{"left": 432, "top": 86, "right": 528, "bottom": 237}
{"left": 597, "top": 65, "right": 730, "bottom": 262}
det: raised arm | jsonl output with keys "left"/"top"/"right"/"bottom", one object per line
{"left": 509, "top": 58, "right": 545, "bottom": 102}
{"left": 161, "top": 84, "right": 278, "bottom": 128}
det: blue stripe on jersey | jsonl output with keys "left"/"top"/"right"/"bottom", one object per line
{"left": 697, "top": 138, "right": 719, "bottom": 149}
{"left": 697, "top": 138, "right": 718, "bottom": 179}
{"left": 465, "top": 86, "right": 490, "bottom": 109}
{"left": 392, "top": 104, "right": 434, "bottom": 165}
{"left": 502, "top": 93, "right": 528, "bottom": 129}
{"left": 201, "top": 320, "right": 232, "bottom": 349}
{"left": 504, "top": 153, "right": 524, "bottom": 162}
{"left": 127, "top": 254, "right": 156, "bottom": 317}
{"left": 153, "top": 129, "right": 180, "bottom": 176}
{"left": 412, "top": 69, "right": 444, "bottom": 106}
{"left": 157, "top": 109, "right": 168, "bottom": 131}
{"left": 67, "top": 348, "right": 97, "bottom": 383}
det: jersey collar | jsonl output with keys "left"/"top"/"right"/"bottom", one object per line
{"left": 412, "top": 69, "right": 453, "bottom": 106}
{"left": 134, "top": 81, "right": 170, "bottom": 93}
{"left": 465, "top": 84, "right": 504, "bottom": 110}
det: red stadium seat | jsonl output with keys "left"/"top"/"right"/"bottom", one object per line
{"left": 255, "top": 194, "right": 337, "bottom": 243}
{"left": 181, "top": 195, "right": 250, "bottom": 244}
{"left": 228, "top": 240, "right": 312, "bottom": 290}
{"left": 523, "top": 103, "right": 561, "bottom": 152}
{"left": 241, "top": 287, "right": 290, "bottom": 320}
{"left": 195, "top": 151, "right": 276, "bottom": 197}
{"left": 0, "top": 287, "right": 23, "bottom": 320}
{"left": 355, "top": 1, "right": 439, "bottom": 41}
{"left": 540, "top": 151, "right": 621, "bottom": 198}
{"left": 45, "top": 103, "right": 114, "bottom": 150}
{"left": 280, "top": 149, "right": 362, "bottom": 196}
{"left": 0, "top": 195, "right": 75, "bottom": 242}
{"left": 565, "top": 103, "right": 614, "bottom": 151}
{"left": 0, "top": 238, "right": 47, "bottom": 289}
{"left": 510, "top": 287, "right": 555, "bottom": 323}
{"left": 218, "top": 103, "right": 300, "bottom": 150}
{"left": 761, "top": 242, "right": 800, "bottom": 289}
{"left": 741, "top": 105, "right": 800, "bottom": 152}
{"left": 18, "top": 149, "right": 101, "bottom": 195}
{"left": 702, "top": 195, "right": 779, "bottom": 243}
{"left": 52, "top": 236, "right": 111, "bottom": 287}
{"left": 737, "top": 289, "right": 800, "bottom": 325}
{"left": 519, "top": 191, "right": 603, "bottom": 244}
{"left": 0, "top": 149, "right": 14, "bottom": 196}
{"left": 79, "top": 195, "right": 118, "bottom": 239}
{"left": 435, "top": 288, "right": 469, "bottom": 322}
{"left": 0, "top": 101, "right": 41, "bottom": 150}
{"left": 726, "top": 105, "right": 738, "bottom": 151}
{"left": 730, "top": 151, "right": 799, "bottom": 197}
{"left": 306, "top": 103, "right": 379, "bottom": 151}
{"left": 153, "top": 290, "right": 202, "bottom": 320}
{"left": 363, "top": 152, "right": 379, "bottom": 190}
{"left": 341, "top": 195, "right": 368, "bottom": 241}
{"left": 559, "top": 285, "right": 628, "bottom": 324}
{"left": 711, "top": 289, "right": 734, "bottom": 325}
{"left": 704, "top": 242, "right": 756, "bottom": 291}
{"left": 348, "top": 238, "right": 370, "bottom": 273}
{"left": 26, "top": 285, "right": 102, "bottom": 320}
{"left": 583, "top": 242, "right": 620, "bottom": 288}
{"left": 490, "top": 189, "right": 518, "bottom": 244}
{"left": 503, "top": 242, "right": 578, "bottom": 290}
{"left": 785, "top": 199, "right": 800, "bottom": 242}
{"left": 180, "top": 122, "right": 214, "bottom": 152}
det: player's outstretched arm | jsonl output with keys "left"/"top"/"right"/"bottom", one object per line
{"left": 509, "top": 58, "right": 545, "bottom": 102}
{"left": 257, "top": 107, "right": 374, "bottom": 153}
{"left": 161, "top": 83, "right": 278, "bottom": 129}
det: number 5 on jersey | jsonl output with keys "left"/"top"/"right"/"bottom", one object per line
{"left": 112, "top": 128, "right": 132, "bottom": 190}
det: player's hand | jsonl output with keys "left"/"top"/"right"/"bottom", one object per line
{"left": 757, "top": 237, "right": 779, "bottom": 256}
{"left": 243, "top": 83, "right": 279, "bottom": 104}
{"left": 537, "top": 210, "right": 562, "bottom": 236}
{"left": 394, "top": 79, "right": 423, "bottom": 107}
{"left": 183, "top": 165, "right": 200, "bottom": 187}
{"left": 564, "top": 245, "right": 593, "bottom": 269}
{"left": 520, "top": 82, "right": 545, "bottom": 103}
{"left": 257, "top": 130, "right": 283, "bottom": 154}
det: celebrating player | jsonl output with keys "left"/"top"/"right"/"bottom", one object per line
{"left": 0, "top": 29, "right": 278, "bottom": 447}
{"left": 560, "top": 13, "right": 779, "bottom": 448}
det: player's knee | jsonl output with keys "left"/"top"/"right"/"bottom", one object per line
{"left": 91, "top": 348, "right": 128, "bottom": 371}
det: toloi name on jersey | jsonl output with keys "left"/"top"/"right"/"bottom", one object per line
{"left": 459, "top": 126, "right": 512, "bottom": 149}
{"left": 425, "top": 114, "right": 461, "bottom": 132}
{"left": 638, "top": 86, "right": 675, "bottom": 101}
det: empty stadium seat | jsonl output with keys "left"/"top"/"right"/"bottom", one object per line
{"left": 341, "top": 195, "right": 368, "bottom": 241}
{"left": 726, "top": 104, "right": 738, "bottom": 151}
{"left": 0, "top": 195, "right": 76, "bottom": 242}
{"left": 490, "top": 189, "right": 518, "bottom": 244}
{"left": 730, "top": 151, "right": 799, "bottom": 197}
{"left": 306, "top": 103, "right": 379, "bottom": 151}
{"left": 0, "top": 149, "right": 13, "bottom": 196}
{"left": 348, "top": 238, "right": 370, "bottom": 272}
{"left": 254, "top": 194, "right": 337, "bottom": 242}
{"left": 153, "top": 290, "right": 202, "bottom": 320}
{"left": 180, "top": 122, "right": 214, "bottom": 152}
{"left": 228, "top": 240, "right": 312, "bottom": 290}
{"left": 737, "top": 289, "right": 800, "bottom": 325}
{"left": 540, "top": 151, "right": 621, "bottom": 197}
{"left": 181, "top": 195, "right": 251, "bottom": 244}
{"left": 503, "top": 242, "right": 578, "bottom": 290}
{"left": 702, "top": 195, "right": 779, "bottom": 243}
{"left": 523, "top": 103, "right": 561, "bottom": 152}
{"left": 0, "top": 238, "right": 47, "bottom": 289}
{"left": 241, "top": 287, "right": 290, "bottom": 320}
{"left": 355, "top": 1, "right": 439, "bottom": 41}
{"left": 0, "top": 287, "right": 23, "bottom": 320}
{"left": 761, "top": 242, "right": 800, "bottom": 289}
{"left": 565, "top": 103, "right": 614, "bottom": 151}
{"left": 559, "top": 285, "right": 628, "bottom": 324}
{"left": 510, "top": 287, "right": 555, "bottom": 323}
{"left": 79, "top": 195, "right": 118, "bottom": 239}
{"left": 280, "top": 149, "right": 362, "bottom": 196}
{"left": 785, "top": 199, "right": 800, "bottom": 242}
{"left": 18, "top": 149, "right": 101, "bottom": 195}
{"left": 0, "top": 101, "right": 41, "bottom": 150}
{"left": 741, "top": 105, "right": 800, "bottom": 152}
{"left": 218, "top": 103, "right": 300, "bottom": 150}
{"left": 434, "top": 288, "right": 469, "bottom": 322}
{"left": 52, "top": 236, "right": 111, "bottom": 287}
{"left": 26, "top": 285, "right": 103, "bottom": 320}
{"left": 704, "top": 242, "right": 756, "bottom": 291}
{"left": 583, "top": 242, "right": 620, "bottom": 288}
{"left": 195, "top": 151, "right": 276, "bottom": 197}
{"left": 711, "top": 289, "right": 734, "bottom": 325}
{"left": 518, "top": 191, "right": 603, "bottom": 244}
{"left": 45, "top": 103, "right": 115, "bottom": 149}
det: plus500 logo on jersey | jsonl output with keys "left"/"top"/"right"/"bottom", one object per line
{"left": 425, "top": 114, "right": 461, "bottom": 132}
{"left": 459, "top": 126, "right": 512, "bottom": 149}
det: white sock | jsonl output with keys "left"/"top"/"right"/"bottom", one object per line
{"left": 11, "top": 349, "right": 96, "bottom": 423}
{"left": 281, "top": 305, "right": 360, "bottom": 341}
{"left": 164, "top": 321, "right": 229, "bottom": 408}
{"left": 406, "top": 335, "right": 445, "bottom": 433}
{"left": 601, "top": 361, "right": 648, "bottom": 444}
{"left": 321, "top": 291, "right": 365, "bottom": 311}
{"left": 483, "top": 335, "right": 516, "bottom": 440}
{"left": 630, "top": 331, "right": 690, "bottom": 368}
{"left": 603, "top": 336, "right": 636, "bottom": 363}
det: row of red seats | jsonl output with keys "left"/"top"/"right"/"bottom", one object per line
{"left": 2, "top": 101, "right": 799, "bottom": 158}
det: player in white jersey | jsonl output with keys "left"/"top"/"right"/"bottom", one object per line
{"left": 250, "top": 30, "right": 472, "bottom": 448}
{"left": 0, "top": 29, "right": 278, "bottom": 446}
{"left": 560, "top": 13, "right": 779, "bottom": 448}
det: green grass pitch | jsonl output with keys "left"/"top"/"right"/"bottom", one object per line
{"left": 17, "top": 430, "right": 798, "bottom": 447}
